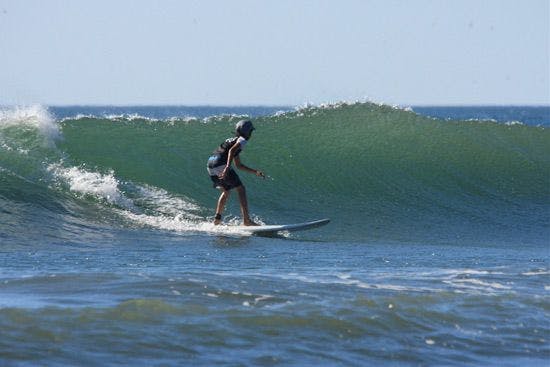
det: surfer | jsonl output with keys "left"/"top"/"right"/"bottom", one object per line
{"left": 207, "top": 120, "right": 265, "bottom": 225}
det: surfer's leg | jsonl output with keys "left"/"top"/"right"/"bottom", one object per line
{"left": 214, "top": 188, "right": 230, "bottom": 225}
{"left": 236, "top": 185, "right": 258, "bottom": 226}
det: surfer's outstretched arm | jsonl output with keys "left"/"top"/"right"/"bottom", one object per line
{"left": 234, "top": 156, "right": 265, "bottom": 178}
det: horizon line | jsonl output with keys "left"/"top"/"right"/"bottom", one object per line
{"left": 4, "top": 102, "right": 547, "bottom": 108}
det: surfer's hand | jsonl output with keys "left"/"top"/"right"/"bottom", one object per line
{"left": 255, "top": 170, "right": 265, "bottom": 179}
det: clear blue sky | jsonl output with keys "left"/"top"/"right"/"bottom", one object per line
{"left": 1, "top": 0, "right": 548, "bottom": 106}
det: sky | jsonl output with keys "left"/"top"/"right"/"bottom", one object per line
{"left": 0, "top": 0, "right": 548, "bottom": 106}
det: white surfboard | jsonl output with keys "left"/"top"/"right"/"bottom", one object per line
{"left": 231, "top": 218, "right": 330, "bottom": 235}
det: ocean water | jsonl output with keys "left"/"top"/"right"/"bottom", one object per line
{"left": 0, "top": 102, "right": 548, "bottom": 366}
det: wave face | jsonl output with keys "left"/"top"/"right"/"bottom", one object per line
{"left": 1, "top": 103, "right": 549, "bottom": 244}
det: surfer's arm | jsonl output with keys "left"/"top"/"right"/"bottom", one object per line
{"left": 220, "top": 142, "right": 240, "bottom": 178}
{"left": 234, "top": 156, "right": 265, "bottom": 178}
{"left": 220, "top": 142, "right": 264, "bottom": 178}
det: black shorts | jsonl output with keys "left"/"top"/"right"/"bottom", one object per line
{"left": 210, "top": 168, "right": 242, "bottom": 191}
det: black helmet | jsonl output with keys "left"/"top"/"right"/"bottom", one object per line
{"left": 235, "top": 120, "right": 255, "bottom": 138}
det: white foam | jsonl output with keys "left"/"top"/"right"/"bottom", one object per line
{"left": 60, "top": 112, "right": 253, "bottom": 127}
{"left": 48, "top": 163, "right": 131, "bottom": 207}
{"left": 291, "top": 99, "right": 412, "bottom": 116}
{"left": 119, "top": 211, "right": 258, "bottom": 236}
{"left": 59, "top": 113, "right": 96, "bottom": 123}
{"left": 504, "top": 120, "right": 524, "bottom": 126}
{"left": 522, "top": 270, "right": 549, "bottom": 276}
{"left": 267, "top": 272, "right": 439, "bottom": 293}
{"left": 202, "top": 114, "right": 249, "bottom": 124}
{"left": 60, "top": 113, "right": 160, "bottom": 123}
{"left": 460, "top": 117, "right": 526, "bottom": 127}
{"left": 132, "top": 185, "right": 201, "bottom": 218}
{"left": 419, "top": 269, "right": 505, "bottom": 278}
{"left": 118, "top": 211, "right": 197, "bottom": 232}
{"left": 47, "top": 162, "right": 268, "bottom": 235}
{"left": 443, "top": 278, "right": 512, "bottom": 291}
{"left": 0, "top": 105, "right": 61, "bottom": 143}
{"left": 48, "top": 164, "right": 210, "bottom": 226}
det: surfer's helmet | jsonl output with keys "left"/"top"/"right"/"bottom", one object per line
{"left": 236, "top": 120, "right": 255, "bottom": 138}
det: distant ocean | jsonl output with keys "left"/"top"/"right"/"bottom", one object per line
{"left": 1, "top": 103, "right": 548, "bottom": 366}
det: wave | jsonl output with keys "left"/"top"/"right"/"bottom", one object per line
{"left": 1, "top": 103, "right": 549, "bottom": 244}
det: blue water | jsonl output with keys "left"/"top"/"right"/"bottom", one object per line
{"left": 0, "top": 103, "right": 548, "bottom": 366}
{"left": 414, "top": 105, "right": 550, "bottom": 127}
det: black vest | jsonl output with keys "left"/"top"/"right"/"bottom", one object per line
{"left": 209, "top": 137, "right": 242, "bottom": 168}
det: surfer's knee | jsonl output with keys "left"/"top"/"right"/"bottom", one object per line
{"left": 219, "top": 189, "right": 230, "bottom": 198}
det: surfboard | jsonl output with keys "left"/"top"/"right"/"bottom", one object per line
{"left": 231, "top": 218, "right": 330, "bottom": 235}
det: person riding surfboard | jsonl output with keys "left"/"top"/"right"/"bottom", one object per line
{"left": 207, "top": 120, "right": 265, "bottom": 225}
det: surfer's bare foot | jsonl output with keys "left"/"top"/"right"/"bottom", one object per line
{"left": 243, "top": 219, "right": 259, "bottom": 226}
{"left": 213, "top": 219, "right": 221, "bottom": 225}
